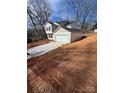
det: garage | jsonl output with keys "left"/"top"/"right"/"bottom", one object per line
{"left": 55, "top": 35, "right": 69, "bottom": 43}
{"left": 53, "top": 26, "right": 82, "bottom": 44}
{"left": 53, "top": 27, "right": 71, "bottom": 43}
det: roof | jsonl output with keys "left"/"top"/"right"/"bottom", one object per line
{"left": 67, "top": 21, "right": 82, "bottom": 30}
{"left": 57, "top": 20, "right": 70, "bottom": 27}
{"left": 65, "top": 28, "right": 81, "bottom": 32}
{"left": 52, "top": 24, "right": 58, "bottom": 31}
{"left": 47, "top": 21, "right": 54, "bottom": 25}
{"left": 54, "top": 26, "right": 81, "bottom": 33}
{"left": 45, "top": 21, "right": 82, "bottom": 32}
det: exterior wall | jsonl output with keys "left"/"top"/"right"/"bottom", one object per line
{"left": 47, "top": 34, "right": 53, "bottom": 40}
{"left": 53, "top": 27, "right": 71, "bottom": 43}
{"left": 45, "top": 23, "right": 52, "bottom": 34}
{"left": 45, "top": 22, "right": 53, "bottom": 40}
{"left": 71, "top": 32, "right": 82, "bottom": 42}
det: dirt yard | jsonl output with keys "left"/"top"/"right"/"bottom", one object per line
{"left": 27, "top": 40, "right": 49, "bottom": 49}
{"left": 27, "top": 33, "right": 97, "bottom": 93}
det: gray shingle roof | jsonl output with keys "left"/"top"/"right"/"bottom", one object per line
{"left": 46, "top": 21, "right": 82, "bottom": 32}
{"left": 67, "top": 21, "right": 82, "bottom": 30}
{"left": 57, "top": 20, "right": 70, "bottom": 27}
{"left": 52, "top": 24, "right": 58, "bottom": 31}
{"left": 65, "top": 28, "right": 81, "bottom": 32}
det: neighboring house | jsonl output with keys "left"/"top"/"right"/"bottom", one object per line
{"left": 93, "top": 23, "right": 97, "bottom": 32}
{"left": 86, "top": 23, "right": 97, "bottom": 32}
{"left": 44, "top": 21, "right": 82, "bottom": 44}
{"left": 94, "top": 29, "right": 97, "bottom": 32}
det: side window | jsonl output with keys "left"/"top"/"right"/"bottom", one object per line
{"left": 49, "top": 26, "right": 51, "bottom": 31}
{"left": 46, "top": 26, "right": 51, "bottom": 31}
{"left": 46, "top": 27, "right": 48, "bottom": 31}
{"left": 51, "top": 34, "right": 53, "bottom": 38}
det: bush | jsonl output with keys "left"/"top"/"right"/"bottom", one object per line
{"left": 27, "top": 38, "right": 32, "bottom": 43}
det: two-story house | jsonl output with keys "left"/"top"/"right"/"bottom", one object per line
{"left": 44, "top": 21, "right": 82, "bottom": 44}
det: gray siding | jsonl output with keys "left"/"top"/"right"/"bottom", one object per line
{"left": 71, "top": 32, "right": 82, "bottom": 42}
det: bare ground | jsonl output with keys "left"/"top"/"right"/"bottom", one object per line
{"left": 27, "top": 40, "right": 49, "bottom": 49}
{"left": 27, "top": 33, "right": 97, "bottom": 93}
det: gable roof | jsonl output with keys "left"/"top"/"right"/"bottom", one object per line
{"left": 52, "top": 24, "right": 58, "bottom": 31}
{"left": 45, "top": 21, "right": 82, "bottom": 32}
{"left": 56, "top": 20, "right": 70, "bottom": 27}
{"left": 54, "top": 26, "right": 81, "bottom": 33}
{"left": 45, "top": 21, "right": 58, "bottom": 31}
{"left": 67, "top": 21, "right": 82, "bottom": 30}
{"left": 65, "top": 28, "right": 81, "bottom": 32}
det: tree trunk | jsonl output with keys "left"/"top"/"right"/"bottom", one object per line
{"left": 81, "top": 18, "right": 86, "bottom": 33}
{"left": 39, "top": 24, "right": 48, "bottom": 39}
{"left": 27, "top": 9, "right": 39, "bottom": 37}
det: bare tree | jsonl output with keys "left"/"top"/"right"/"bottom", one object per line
{"left": 58, "top": 0, "right": 96, "bottom": 32}
{"left": 55, "top": 1, "right": 73, "bottom": 21}
{"left": 27, "top": 6, "right": 39, "bottom": 36}
{"left": 27, "top": 0, "right": 52, "bottom": 39}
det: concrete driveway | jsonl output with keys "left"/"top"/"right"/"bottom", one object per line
{"left": 27, "top": 42, "right": 63, "bottom": 59}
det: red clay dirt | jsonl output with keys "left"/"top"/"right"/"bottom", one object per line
{"left": 27, "top": 33, "right": 97, "bottom": 93}
{"left": 27, "top": 40, "right": 49, "bottom": 49}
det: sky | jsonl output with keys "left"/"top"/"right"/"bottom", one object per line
{"left": 48, "top": 0, "right": 62, "bottom": 11}
{"left": 49, "top": 0, "right": 96, "bottom": 10}
{"left": 48, "top": 0, "right": 62, "bottom": 21}
{"left": 48, "top": 0, "right": 97, "bottom": 22}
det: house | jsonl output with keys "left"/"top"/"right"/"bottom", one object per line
{"left": 56, "top": 21, "right": 70, "bottom": 27}
{"left": 44, "top": 21, "right": 82, "bottom": 44}
{"left": 85, "top": 23, "right": 97, "bottom": 32}
{"left": 66, "top": 21, "right": 82, "bottom": 30}
{"left": 44, "top": 22, "right": 58, "bottom": 40}
{"left": 53, "top": 26, "right": 82, "bottom": 43}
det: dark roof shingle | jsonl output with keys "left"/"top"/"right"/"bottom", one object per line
{"left": 65, "top": 28, "right": 81, "bottom": 32}
{"left": 57, "top": 20, "right": 70, "bottom": 27}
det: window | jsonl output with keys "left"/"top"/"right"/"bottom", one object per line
{"left": 48, "top": 34, "right": 52, "bottom": 38}
{"left": 49, "top": 34, "right": 51, "bottom": 38}
{"left": 51, "top": 34, "right": 53, "bottom": 38}
{"left": 46, "top": 26, "right": 51, "bottom": 31}
{"left": 46, "top": 27, "right": 48, "bottom": 31}
{"left": 48, "top": 27, "right": 49, "bottom": 31}
{"left": 49, "top": 26, "right": 51, "bottom": 31}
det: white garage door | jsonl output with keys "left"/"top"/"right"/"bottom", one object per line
{"left": 55, "top": 35, "right": 69, "bottom": 43}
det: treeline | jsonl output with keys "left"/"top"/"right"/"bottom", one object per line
{"left": 55, "top": 0, "right": 97, "bottom": 32}
{"left": 27, "top": 0, "right": 97, "bottom": 43}
{"left": 27, "top": 0, "right": 51, "bottom": 43}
